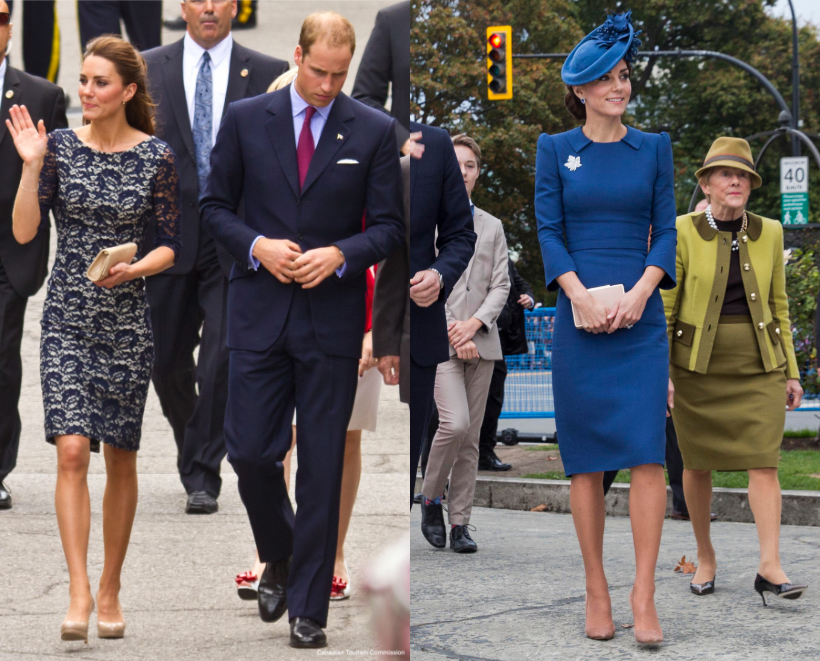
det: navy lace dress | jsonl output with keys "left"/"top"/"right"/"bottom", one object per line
{"left": 38, "top": 129, "right": 181, "bottom": 452}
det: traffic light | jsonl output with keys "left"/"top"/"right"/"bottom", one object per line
{"left": 487, "top": 26, "right": 512, "bottom": 100}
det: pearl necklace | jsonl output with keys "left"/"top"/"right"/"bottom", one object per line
{"left": 705, "top": 205, "right": 748, "bottom": 251}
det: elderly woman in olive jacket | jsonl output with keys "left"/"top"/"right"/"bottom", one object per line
{"left": 662, "top": 136, "right": 806, "bottom": 606}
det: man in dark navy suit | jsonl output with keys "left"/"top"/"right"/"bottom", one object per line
{"left": 142, "top": 0, "right": 288, "bottom": 515}
{"left": 201, "top": 12, "right": 404, "bottom": 649}
{"left": 404, "top": 121, "right": 476, "bottom": 507}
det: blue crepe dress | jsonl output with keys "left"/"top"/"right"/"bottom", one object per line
{"left": 535, "top": 126, "right": 677, "bottom": 475}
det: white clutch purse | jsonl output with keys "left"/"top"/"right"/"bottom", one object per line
{"left": 571, "top": 284, "right": 625, "bottom": 328}
{"left": 86, "top": 243, "right": 138, "bottom": 282}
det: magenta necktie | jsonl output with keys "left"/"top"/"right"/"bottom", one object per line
{"left": 297, "top": 106, "right": 317, "bottom": 190}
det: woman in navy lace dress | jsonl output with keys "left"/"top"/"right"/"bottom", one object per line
{"left": 7, "top": 36, "right": 180, "bottom": 642}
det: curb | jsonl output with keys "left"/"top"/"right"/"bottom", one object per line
{"left": 415, "top": 475, "right": 820, "bottom": 526}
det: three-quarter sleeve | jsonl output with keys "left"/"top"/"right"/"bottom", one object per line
{"left": 535, "top": 133, "right": 577, "bottom": 291}
{"left": 646, "top": 132, "right": 677, "bottom": 289}
{"left": 152, "top": 146, "right": 182, "bottom": 261}
{"left": 38, "top": 132, "right": 60, "bottom": 233}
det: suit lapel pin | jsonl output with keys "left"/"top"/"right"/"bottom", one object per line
{"left": 337, "top": 133, "right": 344, "bottom": 140}
{"left": 4, "top": 90, "right": 13, "bottom": 99}
{"left": 240, "top": 68, "right": 249, "bottom": 78}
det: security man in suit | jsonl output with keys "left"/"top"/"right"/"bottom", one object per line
{"left": 78, "top": 0, "right": 162, "bottom": 52}
{"left": 142, "top": 0, "right": 288, "bottom": 514}
{"left": 0, "top": 0, "right": 68, "bottom": 509}
{"left": 404, "top": 120, "right": 476, "bottom": 509}
{"left": 419, "top": 134, "right": 509, "bottom": 553}
{"left": 351, "top": 0, "right": 409, "bottom": 150}
{"left": 6, "top": 0, "right": 60, "bottom": 83}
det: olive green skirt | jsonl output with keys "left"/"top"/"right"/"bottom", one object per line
{"left": 670, "top": 317, "right": 786, "bottom": 471}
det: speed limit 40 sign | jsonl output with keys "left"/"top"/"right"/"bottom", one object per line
{"left": 781, "top": 157, "right": 809, "bottom": 225}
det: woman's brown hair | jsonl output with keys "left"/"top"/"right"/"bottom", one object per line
{"left": 564, "top": 61, "right": 632, "bottom": 121}
{"left": 83, "top": 35, "right": 156, "bottom": 135}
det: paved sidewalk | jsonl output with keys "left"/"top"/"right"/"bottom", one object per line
{"left": 411, "top": 506, "right": 820, "bottom": 660}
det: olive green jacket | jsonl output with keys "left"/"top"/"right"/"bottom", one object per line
{"left": 661, "top": 211, "right": 799, "bottom": 380}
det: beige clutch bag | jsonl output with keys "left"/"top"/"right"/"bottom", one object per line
{"left": 86, "top": 243, "right": 138, "bottom": 282}
{"left": 571, "top": 284, "right": 625, "bottom": 328}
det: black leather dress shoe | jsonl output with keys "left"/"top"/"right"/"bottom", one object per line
{"left": 420, "top": 500, "right": 446, "bottom": 548}
{"left": 0, "top": 482, "right": 11, "bottom": 510}
{"left": 450, "top": 525, "right": 478, "bottom": 553}
{"left": 478, "top": 453, "right": 512, "bottom": 471}
{"left": 258, "top": 557, "right": 290, "bottom": 622}
{"left": 163, "top": 16, "right": 187, "bottom": 30}
{"left": 413, "top": 492, "right": 423, "bottom": 505}
{"left": 289, "top": 617, "right": 326, "bottom": 648}
{"left": 185, "top": 491, "right": 218, "bottom": 514}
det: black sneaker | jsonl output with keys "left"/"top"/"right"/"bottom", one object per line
{"left": 450, "top": 524, "right": 478, "bottom": 553}
{"left": 420, "top": 499, "right": 446, "bottom": 548}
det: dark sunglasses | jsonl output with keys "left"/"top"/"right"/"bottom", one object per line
{"left": 0, "top": 13, "right": 9, "bottom": 26}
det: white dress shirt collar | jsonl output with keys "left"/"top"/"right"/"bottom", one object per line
{"left": 183, "top": 31, "right": 233, "bottom": 70}
{"left": 0, "top": 58, "right": 8, "bottom": 94}
{"left": 290, "top": 81, "right": 334, "bottom": 122}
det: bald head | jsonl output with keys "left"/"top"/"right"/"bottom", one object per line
{"left": 0, "top": 0, "right": 12, "bottom": 66}
{"left": 299, "top": 11, "right": 355, "bottom": 57}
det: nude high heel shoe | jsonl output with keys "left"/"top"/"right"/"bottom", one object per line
{"left": 97, "top": 620, "right": 126, "bottom": 639}
{"left": 629, "top": 588, "right": 663, "bottom": 645}
{"left": 584, "top": 594, "right": 615, "bottom": 640}
{"left": 61, "top": 598, "right": 94, "bottom": 644}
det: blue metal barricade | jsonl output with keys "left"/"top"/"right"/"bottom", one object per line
{"left": 500, "top": 308, "right": 555, "bottom": 418}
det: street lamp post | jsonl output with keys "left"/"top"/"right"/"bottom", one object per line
{"left": 787, "top": 0, "right": 800, "bottom": 156}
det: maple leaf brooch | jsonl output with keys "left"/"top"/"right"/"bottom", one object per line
{"left": 564, "top": 155, "right": 582, "bottom": 172}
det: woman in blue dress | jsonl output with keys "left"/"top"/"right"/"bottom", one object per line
{"left": 535, "top": 13, "right": 676, "bottom": 645}
{"left": 7, "top": 36, "right": 180, "bottom": 642}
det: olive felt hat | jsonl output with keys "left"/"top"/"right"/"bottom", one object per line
{"left": 695, "top": 137, "right": 763, "bottom": 189}
{"left": 561, "top": 12, "right": 642, "bottom": 86}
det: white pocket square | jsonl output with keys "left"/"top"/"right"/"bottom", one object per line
{"left": 337, "top": 159, "right": 359, "bottom": 165}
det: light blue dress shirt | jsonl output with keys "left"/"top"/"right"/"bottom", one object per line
{"left": 248, "top": 83, "right": 344, "bottom": 275}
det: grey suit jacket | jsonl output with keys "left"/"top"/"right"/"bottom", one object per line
{"left": 445, "top": 206, "right": 510, "bottom": 361}
{"left": 373, "top": 155, "right": 410, "bottom": 402}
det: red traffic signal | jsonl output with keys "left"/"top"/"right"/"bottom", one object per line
{"left": 486, "top": 26, "right": 512, "bottom": 100}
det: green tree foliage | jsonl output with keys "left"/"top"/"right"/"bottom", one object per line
{"left": 785, "top": 249, "right": 820, "bottom": 395}
{"left": 412, "top": 0, "right": 820, "bottom": 302}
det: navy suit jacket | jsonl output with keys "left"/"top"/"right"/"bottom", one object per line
{"left": 409, "top": 121, "right": 476, "bottom": 366}
{"left": 200, "top": 87, "right": 405, "bottom": 359}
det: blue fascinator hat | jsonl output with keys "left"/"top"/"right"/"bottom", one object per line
{"left": 562, "top": 11, "right": 642, "bottom": 86}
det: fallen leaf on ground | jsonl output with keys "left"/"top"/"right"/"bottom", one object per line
{"left": 674, "top": 555, "right": 697, "bottom": 574}
{"left": 546, "top": 455, "right": 558, "bottom": 461}
{"left": 530, "top": 504, "right": 549, "bottom": 512}
{"left": 622, "top": 624, "right": 634, "bottom": 629}
{"left": 810, "top": 473, "right": 820, "bottom": 479}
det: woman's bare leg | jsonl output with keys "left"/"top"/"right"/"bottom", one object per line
{"left": 748, "top": 467, "right": 789, "bottom": 584}
{"left": 335, "top": 430, "right": 363, "bottom": 582}
{"left": 683, "top": 468, "right": 716, "bottom": 584}
{"left": 97, "top": 444, "right": 138, "bottom": 624}
{"left": 628, "top": 463, "right": 666, "bottom": 636}
{"left": 55, "top": 435, "right": 94, "bottom": 623}
{"left": 569, "top": 471, "right": 613, "bottom": 635}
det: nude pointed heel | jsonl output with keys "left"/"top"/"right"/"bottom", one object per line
{"left": 629, "top": 588, "right": 663, "bottom": 646}
{"left": 97, "top": 620, "right": 126, "bottom": 639}
{"left": 584, "top": 594, "right": 615, "bottom": 640}
{"left": 61, "top": 599, "right": 94, "bottom": 644}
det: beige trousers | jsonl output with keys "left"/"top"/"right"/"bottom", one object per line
{"left": 421, "top": 355, "right": 495, "bottom": 525}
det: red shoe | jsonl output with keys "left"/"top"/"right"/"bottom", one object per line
{"left": 330, "top": 565, "right": 351, "bottom": 601}
{"left": 235, "top": 571, "right": 259, "bottom": 601}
